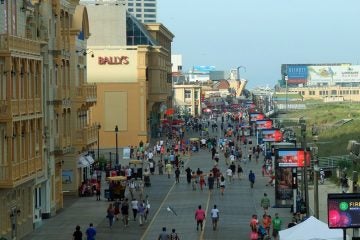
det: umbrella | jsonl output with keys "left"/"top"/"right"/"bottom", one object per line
{"left": 165, "top": 108, "right": 175, "bottom": 115}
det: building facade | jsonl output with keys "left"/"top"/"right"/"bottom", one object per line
{"left": 0, "top": 1, "right": 97, "bottom": 238}
{"left": 173, "top": 84, "right": 201, "bottom": 116}
{"left": 84, "top": 3, "right": 173, "bottom": 157}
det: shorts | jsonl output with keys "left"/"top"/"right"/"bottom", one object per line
{"left": 272, "top": 229, "right": 279, "bottom": 237}
{"left": 212, "top": 217, "right": 219, "bottom": 222}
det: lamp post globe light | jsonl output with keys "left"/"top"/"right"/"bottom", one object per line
{"left": 115, "top": 125, "right": 119, "bottom": 166}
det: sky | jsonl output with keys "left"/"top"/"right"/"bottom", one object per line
{"left": 157, "top": 0, "right": 360, "bottom": 89}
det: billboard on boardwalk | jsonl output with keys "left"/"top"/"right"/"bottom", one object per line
{"left": 276, "top": 148, "right": 310, "bottom": 167}
{"left": 328, "top": 193, "right": 360, "bottom": 229}
{"left": 256, "top": 119, "right": 273, "bottom": 130}
{"left": 275, "top": 167, "right": 293, "bottom": 207}
{"left": 249, "top": 113, "right": 265, "bottom": 123}
{"left": 261, "top": 129, "right": 283, "bottom": 142}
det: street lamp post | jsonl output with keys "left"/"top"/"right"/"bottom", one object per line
{"left": 97, "top": 124, "right": 101, "bottom": 162}
{"left": 236, "top": 66, "right": 246, "bottom": 80}
{"left": 115, "top": 125, "right": 119, "bottom": 166}
{"left": 285, "top": 74, "right": 288, "bottom": 112}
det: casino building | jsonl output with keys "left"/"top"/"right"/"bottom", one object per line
{"left": 84, "top": 2, "right": 174, "bottom": 156}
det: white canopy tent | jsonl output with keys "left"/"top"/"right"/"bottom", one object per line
{"left": 279, "top": 216, "right": 346, "bottom": 240}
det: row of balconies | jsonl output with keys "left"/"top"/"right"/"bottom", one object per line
{"left": 74, "top": 124, "right": 98, "bottom": 148}
{"left": 0, "top": 156, "right": 42, "bottom": 188}
{"left": 0, "top": 34, "right": 41, "bottom": 55}
{"left": 74, "top": 84, "right": 97, "bottom": 103}
{"left": 0, "top": 98, "right": 41, "bottom": 119}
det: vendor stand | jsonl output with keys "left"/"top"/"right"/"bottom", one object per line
{"left": 105, "top": 176, "right": 127, "bottom": 201}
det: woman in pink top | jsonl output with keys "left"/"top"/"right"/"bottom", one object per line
{"left": 195, "top": 205, "right": 206, "bottom": 231}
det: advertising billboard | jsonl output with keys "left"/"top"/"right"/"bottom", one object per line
{"left": 256, "top": 119, "right": 273, "bottom": 130}
{"left": 192, "top": 65, "right": 216, "bottom": 73}
{"left": 249, "top": 112, "right": 265, "bottom": 123}
{"left": 308, "top": 65, "right": 360, "bottom": 85}
{"left": 275, "top": 167, "right": 293, "bottom": 207}
{"left": 261, "top": 129, "right": 283, "bottom": 142}
{"left": 287, "top": 65, "right": 308, "bottom": 84}
{"left": 276, "top": 148, "right": 311, "bottom": 167}
{"left": 328, "top": 193, "right": 360, "bottom": 229}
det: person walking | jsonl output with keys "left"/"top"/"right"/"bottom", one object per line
{"left": 169, "top": 228, "right": 180, "bottom": 240}
{"left": 85, "top": 223, "right": 96, "bottom": 240}
{"left": 272, "top": 213, "right": 282, "bottom": 240}
{"left": 226, "top": 167, "right": 233, "bottom": 183}
{"left": 158, "top": 227, "right": 169, "bottom": 240}
{"left": 237, "top": 164, "right": 243, "bottom": 179}
{"left": 199, "top": 174, "right": 206, "bottom": 191}
{"left": 208, "top": 173, "right": 215, "bottom": 193}
{"left": 121, "top": 198, "right": 129, "bottom": 227}
{"left": 175, "top": 167, "right": 181, "bottom": 183}
{"left": 210, "top": 205, "right": 220, "bottom": 230}
{"left": 72, "top": 225, "right": 83, "bottom": 240}
{"left": 195, "top": 205, "right": 206, "bottom": 231}
{"left": 185, "top": 167, "right": 192, "bottom": 184}
{"left": 114, "top": 199, "right": 121, "bottom": 221}
{"left": 191, "top": 171, "right": 197, "bottom": 190}
{"left": 249, "top": 214, "right": 259, "bottom": 240}
{"left": 220, "top": 175, "right": 226, "bottom": 195}
{"left": 144, "top": 196, "right": 150, "bottom": 222}
{"left": 248, "top": 170, "right": 255, "bottom": 188}
{"left": 131, "top": 198, "right": 139, "bottom": 221}
{"left": 165, "top": 161, "right": 172, "bottom": 179}
{"left": 138, "top": 201, "right": 146, "bottom": 226}
{"left": 106, "top": 203, "right": 115, "bottom": 228}
{"left": 261, "top": 193, "right": 271, "bottom": 215}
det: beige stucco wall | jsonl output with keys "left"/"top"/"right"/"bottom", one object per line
{"left": 85, "top": 4, "right": 127, "bottom": 46}
{"left": 93, "top": 82, "right": 147, "bottom": 148}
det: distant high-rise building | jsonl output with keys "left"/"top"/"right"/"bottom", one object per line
{"left": 124, "top": 0, "right": 157, "bottom": 23}
{"left": 81, "top": 0, "right": 157, "bottom": 23}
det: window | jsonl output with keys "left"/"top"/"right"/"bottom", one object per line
{"left": 128, "top": 8, "right": 133, "bottom": 12}
{"left": 136, "top": 8, "right": 142, "bottom": 12}
{"left": 136, "top": 14, "right": 142, "bottom": 17}
{"left": 194, "top": 90, "right": 199, "bottom": 100}
{"left": 144, "top": 9, "right": 156, "bottom": 12}
{"left": 144, "top": 14, "right": 156, "bottom": 18}
{"left": 184, "top": 90, "right": 191, "bottom": 99}
{"left": 144, "top": 3, "right": 156, "bottom": 7}
{"left": 331, "top": 90, "right": 337, "bottom": 95}
{"left": 144, "top": 19, "right": 155, "bottom": 23}
{"left": 128, "top": 3, "right": 133, "bottom": 6}
{"left": 136, "top": 3, "right": 141, "bottom": 6}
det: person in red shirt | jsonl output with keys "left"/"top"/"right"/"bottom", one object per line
{"left": 195, "top": 205, "right": 206, "bottom": 231}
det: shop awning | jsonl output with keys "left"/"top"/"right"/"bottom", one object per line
{"left": 77, "top": 156, "right": 90, "bottom": 168}
{"left": 85, "top": 155, "right": 95, "bottom": 165}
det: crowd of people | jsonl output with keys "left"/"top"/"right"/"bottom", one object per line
{"left": 71, "top": 110, "right": 302, "bottom": 239}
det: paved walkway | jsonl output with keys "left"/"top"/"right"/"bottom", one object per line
{"left": 24, "top": 129, "right": 296, "bottom": 240}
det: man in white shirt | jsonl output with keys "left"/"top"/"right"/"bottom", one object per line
{"left": 226, "top": 167, "right": 233, "bottom": 183}
{"left": 148, "top": 151, "right": 154, "bottom": 161}
{"left": 210, "top": 205, "right": 220, "bottom": 230}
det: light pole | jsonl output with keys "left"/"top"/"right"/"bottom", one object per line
{"left": 299, "top": 118, "right": 309, "bottom": 216}
{"left": 285, "top": 74, "right": 288, "bottom": 112}
{"left": 115, "top": 125, "right": 119, "bottom": 166}
{"left": 237, "top": 66, "right": 246, "bottom": 80}
{"left": 312, "top": 126, "right": 320, "bottom": 219}
{"left": 97, "top": 124, "right": 101, "bottom": 162}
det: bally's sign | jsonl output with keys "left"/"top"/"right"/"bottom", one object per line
{"left": 98, "top": 56, "right": 129, "bottom": 65}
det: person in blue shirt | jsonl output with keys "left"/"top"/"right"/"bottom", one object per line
{"left": 249, "top": 170, "right": 255, "bottom": 188}
{"left": 85, "top": 223, "right": 96, "bottom": 240}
